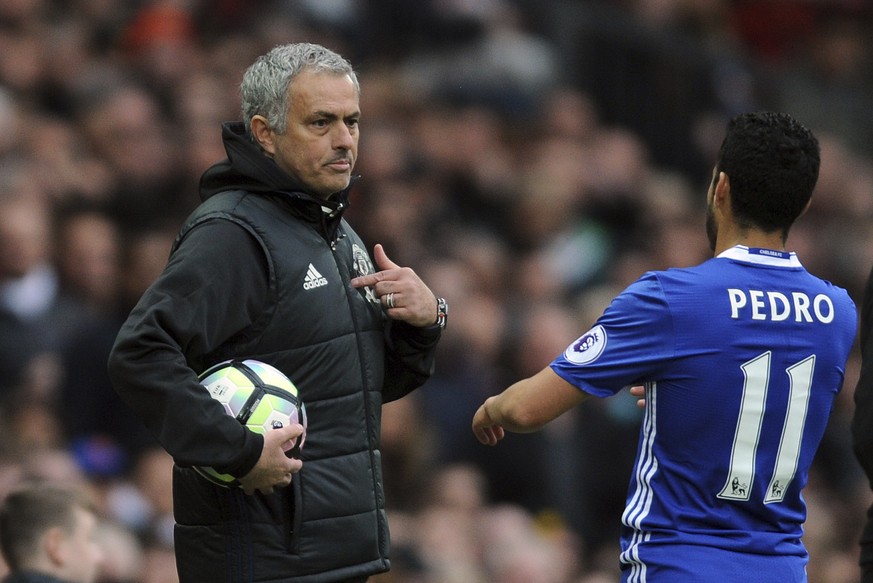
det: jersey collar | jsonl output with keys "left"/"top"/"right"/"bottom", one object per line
{"left": 717, "top": 245, "right": 803, "bottom": 267}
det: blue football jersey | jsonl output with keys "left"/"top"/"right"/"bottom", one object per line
{"left": 551, "top": 246, "right": 857, "bottom": 582}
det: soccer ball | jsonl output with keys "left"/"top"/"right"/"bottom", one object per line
{"left": 194, "top": 359, "right": 307, "bottom": 488}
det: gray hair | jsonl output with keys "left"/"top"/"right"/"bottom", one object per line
{"left": 240, "top": 43, "right": 359, "bottom": 136}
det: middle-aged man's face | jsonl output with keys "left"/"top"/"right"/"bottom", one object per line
{"left": 268, "top": 69, "right": 360, "bottom": 198}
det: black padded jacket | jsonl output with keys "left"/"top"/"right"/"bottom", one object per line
{"left": 853, "top": 264, "right": 873, "bottom": 582}
{"left": 108, "top": 122, "right": 440, "bottom": 582}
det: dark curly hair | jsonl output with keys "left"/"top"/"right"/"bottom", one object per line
{"left": 715, "top": 112, "right": 820, "bottom": 238}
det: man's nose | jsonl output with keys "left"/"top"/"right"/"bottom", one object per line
{"left": 333, "top": 123, "right": 355, "bottom": 149}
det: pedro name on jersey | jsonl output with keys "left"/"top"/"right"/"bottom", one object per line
{"left": 727, "top": 288, "right": 835, "bottom": 323}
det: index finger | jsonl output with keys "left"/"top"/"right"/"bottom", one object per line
{"left": 280, "top": 422, "right": 304, "bottom": 439}
{"left": 265, "top": 423, "right": 304, "bottom": 444}
{"left": 350, "top": 272, "right": 381, "bottom": 288}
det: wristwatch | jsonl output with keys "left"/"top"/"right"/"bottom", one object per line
{"left": 435, "top": 297, "right": 448, "bottom": 330}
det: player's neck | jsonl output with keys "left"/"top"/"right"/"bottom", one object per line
{"left": 714, "top": 228, "right": 785, "bottom": 256}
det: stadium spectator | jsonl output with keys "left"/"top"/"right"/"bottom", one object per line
{"left": 0, "top": 481, "right": 103, "bottom": 583}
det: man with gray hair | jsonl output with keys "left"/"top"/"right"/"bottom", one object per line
{"left": 108, "top": 43, "right": 446, "bottom": 582}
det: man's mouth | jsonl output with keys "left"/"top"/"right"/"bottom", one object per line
{"left": 326, "top": 159, "right": 351, "bottom": 171}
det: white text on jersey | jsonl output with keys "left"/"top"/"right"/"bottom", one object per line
{"left": 727, "top": 289, "right": 834, "bottom": 323}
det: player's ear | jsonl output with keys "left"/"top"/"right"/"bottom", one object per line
{"left": 250, "top": 116, "right": 276, "bottom": 157}
{"left": 714, "top": 172, "right": 730, "bottom": 207}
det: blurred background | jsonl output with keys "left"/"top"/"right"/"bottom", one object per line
{"left": 0, "top": 0, "right": 871, "bottom": 581}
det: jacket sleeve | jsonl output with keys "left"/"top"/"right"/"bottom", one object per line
{"left": 107, "top": 219, "right": 268, "bottom": 477}
{"left": 854, "top": 264, "right": 873, "bottom": 580}
{"left": 381, "top": 320, "right": 441, "bottom": 403}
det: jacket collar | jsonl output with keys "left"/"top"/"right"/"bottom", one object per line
{"left": 199, "top": 122, "right": 357, "bottom": 214}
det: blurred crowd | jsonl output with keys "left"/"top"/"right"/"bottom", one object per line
{"left": 1, "top": 0, "right": 873, "bottom": 581}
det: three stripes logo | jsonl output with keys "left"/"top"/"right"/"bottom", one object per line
{"left": 303, "top": 264, "right": 328, "bottom": 290}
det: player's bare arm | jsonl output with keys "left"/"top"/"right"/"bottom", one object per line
{"left": 472, "top": 367, "right": 590, "bottom": 445}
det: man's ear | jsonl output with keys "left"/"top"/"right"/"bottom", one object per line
{"left": 715, "top": 171, "right": 729, "bottom": 197}
{"left": 714, "top": 171, "right": 731, "bottom": 208}
{"left": 43, "top": 526, "right": 66, "bottom": 566}
{"left": 250, "top": 115, "right": 276, "bottom": 156}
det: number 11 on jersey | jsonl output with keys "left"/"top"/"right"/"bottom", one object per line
{"left": 718, "top": 351, "right": 815, "bottom": 504}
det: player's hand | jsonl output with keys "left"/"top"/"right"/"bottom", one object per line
{"left": 238, "top": 423, "right": 304, "bottom": 496}
{"left": 350, "top": 243, "right": 439, "bottom": 328}
{"left": 472, "top": 400, "right": 505, "bottom": 446}
{"left": 629, "top": 385, "right": 645, "bottom": 408}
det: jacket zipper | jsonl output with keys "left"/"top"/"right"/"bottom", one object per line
{"left": 332, "top": 229, "right": 385, "bottom": 547}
